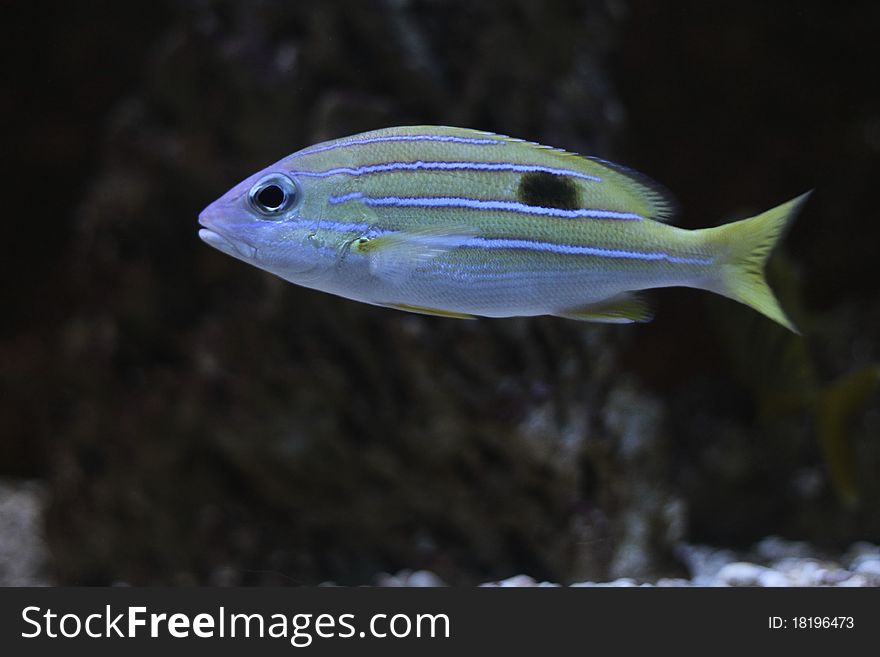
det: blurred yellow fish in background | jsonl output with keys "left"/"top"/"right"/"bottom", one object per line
{"left": 713, "top": 254, "right": 880, "bottom": 505}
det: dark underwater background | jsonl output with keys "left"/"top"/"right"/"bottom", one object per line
{"left": 1, "top": 0, "right": 878, "bottom": 585}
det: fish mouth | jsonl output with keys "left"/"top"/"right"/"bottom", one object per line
{"left": 198, "top": 227, "right": 257, "bottom": 260}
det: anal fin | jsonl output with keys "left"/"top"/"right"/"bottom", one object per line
{"left": 555, "top": 293, "right": 654, "bottom": 324}
{"left": 384, "top": 303, "right": 478, "bottom": 320}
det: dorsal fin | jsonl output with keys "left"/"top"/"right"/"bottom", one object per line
{"left": 489, "top": 131, "right": 678, "bottom": 222}
{"left": 583, "top": 156, "right": 678, "bottom": 222}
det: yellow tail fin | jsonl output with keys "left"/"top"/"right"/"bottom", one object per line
{"left": 706, "top": 192, "right": 811, "bottom": 333}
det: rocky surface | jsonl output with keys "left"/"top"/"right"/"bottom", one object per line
{"left": 370, "top": 538, "right": 880, "bottom": 587}
{"left": 0, "top": 480, "right": 51, "bottom": 586}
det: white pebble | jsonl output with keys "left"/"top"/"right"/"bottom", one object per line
{"left": 405, "top": 570, "right": 446, "bottom": 587}
{"left": 717, "top": 562, "right": 766, "bottom": 586}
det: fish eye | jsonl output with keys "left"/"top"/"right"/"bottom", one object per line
{"left": 248, "top": 173, "right": 298, "bottom": 218}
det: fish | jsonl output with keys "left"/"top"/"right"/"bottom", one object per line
{"left": 712, "top": 254, "right": 880, "bottom": 505}
{"left": 199, "top": 125, "right": 809, "bottom": 330}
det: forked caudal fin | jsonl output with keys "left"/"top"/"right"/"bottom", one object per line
{"left": 705, "top": 192, "right": 811, "bottom": 334}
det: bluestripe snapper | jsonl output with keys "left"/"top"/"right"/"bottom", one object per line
{"left": 199, "top": 126, "right": 808, "bottom": 330}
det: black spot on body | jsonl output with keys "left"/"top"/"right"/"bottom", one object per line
{"left": 517, "top": 171, "right": 580, "bottom": 210}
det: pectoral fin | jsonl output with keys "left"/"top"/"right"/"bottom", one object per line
{"left": 555, "top": 293, "right": 654, "bottom": 323}
{"left": 355, "top": 226, "right": 478, "bottom": 285}
{"left": 383, "top": 303, "right": 478, "bottom": 319}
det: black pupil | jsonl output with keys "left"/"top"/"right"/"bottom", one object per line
{"left": 257, "top": 184, "right": 286, "bottom": 210}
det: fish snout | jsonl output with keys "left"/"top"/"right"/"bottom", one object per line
{"left": 198, "top": 205, "right": 227, "bottom": 231}
{"left": 198, "top": 207, "right": 257, "bottom": 260}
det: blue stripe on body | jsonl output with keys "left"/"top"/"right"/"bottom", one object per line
{"left": 305, "top": 218, "right": 711, "bottom": 266}
{"left": 466, "top": 237, "right": 713, "bottom": 266}
{"left": 290, "top": 160, "right": 601, "bottom": 182}
{"left": 281, "top": 218, "right": 370, "bottom": 234}
{"left": 328, "top": 192, "right": 643, "bottom": 221}
{"left": 295, "top": 134, "right": 503, "bottom": 157}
